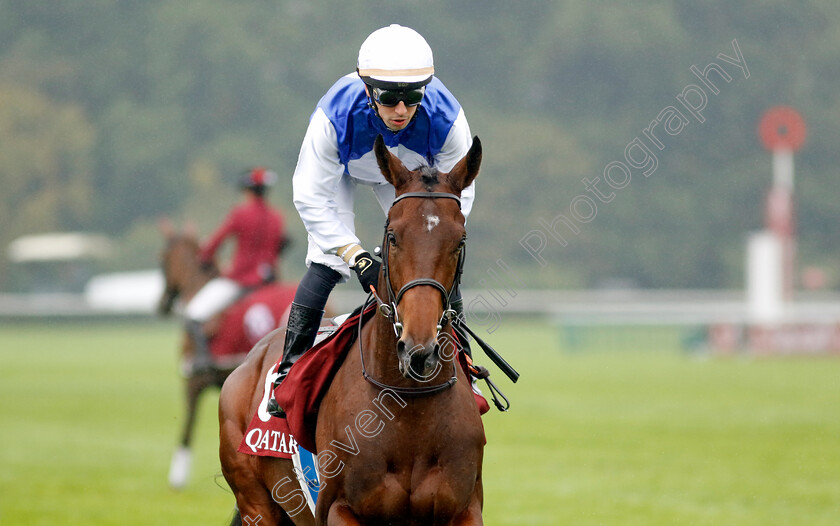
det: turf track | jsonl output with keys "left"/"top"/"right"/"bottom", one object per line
{"left": 1, "top": 320, "right": 838, "bottom": 524}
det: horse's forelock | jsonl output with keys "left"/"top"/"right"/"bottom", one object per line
{"left": 417, "top": 165, "right": 440, "bottom": 191}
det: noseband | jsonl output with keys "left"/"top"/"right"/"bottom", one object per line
{"left": 361, "top": 191, "right": 466, "bottom": 396}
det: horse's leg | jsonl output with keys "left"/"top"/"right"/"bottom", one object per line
{"left": 219, "top": 362, "right": 308, "bottom": 525}
{"left": 450, "top": 482, "right": 484, "bottom": 526}
{"left": 168, "top": 371, "right": 207, "bottom": 489}
{"left": 220, "top": 419, "right": 290, "bottom": 526}
{"left": 229, "top": 507, "right": 297, "bottom": 526}
{"left": 324, "top": 503, "right": 364, "bottom": 526}
{"left": 219, "top": 327, "right": 308, "bottom": 525}
{"left": 449, "top": 504, "right": 483, "bottom": 526}
{"left": 260, "top": 457, "right": 317, "bottom": 526}
{"left": 224, "top": 455, "right": 313, "bottom": 524}
{"left": 236, "top": 493, "right": 283, "bottom": 526}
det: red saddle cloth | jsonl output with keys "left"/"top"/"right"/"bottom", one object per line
{"left": 273, "top": 305, "right": 489, "bottom": 454}
{"left": 237, "top": 410, "right": 299, "bottom": 459}
{"left": 237, "top": 306, "right": 374, "bottom": 459}
{"left": 210, "top": 282, "right": 296, "bottom": 360}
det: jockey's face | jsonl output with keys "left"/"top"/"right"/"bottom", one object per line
{"left": 365, "top": 86, "right": 418, "bottom": 131}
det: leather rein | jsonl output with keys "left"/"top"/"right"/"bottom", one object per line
{"left": 359, "top": 191, "right": 467, "bottom": 396}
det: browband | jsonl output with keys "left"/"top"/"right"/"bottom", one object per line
{"left": 392, "top": 191, "right": 461, "bottom": 209}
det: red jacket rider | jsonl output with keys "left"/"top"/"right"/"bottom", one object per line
{"left": 184, "top": 167, "right": 287, "bottom": 374}
{"left": 200, "top": 171, "right": 286, "bottom": 287}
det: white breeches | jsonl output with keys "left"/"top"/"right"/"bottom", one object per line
{"left": 184, "top": 277, "right": 243, "bottom": 322}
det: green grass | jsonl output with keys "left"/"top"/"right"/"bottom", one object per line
{"left": 0, "top": 321, "right": 232, "bottom": 525}
{"left": 1, "top": 319, "right": 839, "bottom": 525}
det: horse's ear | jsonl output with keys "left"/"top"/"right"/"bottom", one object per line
{"left": 446, "top": 136, "right": 482, "bottom": 192}
{"left": 374, "top": 135, "right": 410, "bottom": 188}
{"left": 183, "top": 219, "right": 199, "bottom": 238}
{"left": 158, "top": 217, "right": 175, "bottom": 239}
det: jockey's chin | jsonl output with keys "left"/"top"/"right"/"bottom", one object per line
{"left": 378, "top": 102, "right": 417, "bottom": 131}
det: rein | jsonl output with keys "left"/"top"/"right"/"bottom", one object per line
{"left": 359, "top": 191, "right": 465, "bottom": 396}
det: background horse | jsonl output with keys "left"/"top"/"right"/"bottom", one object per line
{"left": 158, "top": 221, "right": 295, "bottom": 489}
{"left": 218, "top": 135, "right": 485, "bottom": 525}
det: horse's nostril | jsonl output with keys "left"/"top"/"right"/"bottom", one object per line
{"left": 410, "top": 351, "right": 428, "bottom": 375}
{"left": 396, "top": 340, "right": 409, "bottom": 375}
{"left": 424, "top": 352, "right": 437, "bottom": 372}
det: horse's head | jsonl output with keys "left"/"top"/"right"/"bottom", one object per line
{"left": 373, "top": 134, "right": 482, "bottom": 380}
{"left": 157, "top": 221, "right": 214, "bottom": 316}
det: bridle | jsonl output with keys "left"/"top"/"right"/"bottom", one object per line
{"left": 361, "top": 191, "right": 467, "bottom": 396}
{"left": 377, "top": 192, "right": 466, "bottom": 336}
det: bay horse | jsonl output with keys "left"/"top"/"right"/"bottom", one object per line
{"left": 158, "top": 222, "right": 295, "bottom": 489}
{"left": 218, "top": 135, "right": 485, "bottom": 525}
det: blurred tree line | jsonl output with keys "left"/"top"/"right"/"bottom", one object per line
{"left": 2, "top": 0, "right": 840, "bottom": 291}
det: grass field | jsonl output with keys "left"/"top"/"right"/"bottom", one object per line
{"left": 1, "top": 318, "right": 838, "bottom": 525}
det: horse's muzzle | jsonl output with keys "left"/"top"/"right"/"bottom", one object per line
{"left": 397, "top": 338, "right": 443, "bottom": 381}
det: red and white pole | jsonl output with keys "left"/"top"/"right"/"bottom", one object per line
{"left": 756, "top": 106, "right": 806, "bottom": 307}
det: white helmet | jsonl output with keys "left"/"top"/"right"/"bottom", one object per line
{"left": 357, "top": 24, "right": 434, "bottom": 89}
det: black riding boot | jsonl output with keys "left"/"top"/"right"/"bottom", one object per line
{"left": 266, "top": 302, "right": 323, "bottom": 417}
{"left": 186, "top": 319, "right": 213, "bottom": 374}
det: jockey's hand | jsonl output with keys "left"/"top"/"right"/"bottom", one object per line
{"left": 351, "top": 251, "right": 381, "bottom": 293}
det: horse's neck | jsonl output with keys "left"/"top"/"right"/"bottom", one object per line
{"left": 179, "top": 258, "right": 213, "bottom": 301}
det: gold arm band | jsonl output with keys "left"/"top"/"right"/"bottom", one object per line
{"left": 336, "top": 243, "right": 364, "bottom": 265}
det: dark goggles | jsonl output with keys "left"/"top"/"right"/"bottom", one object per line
{"left": 372, "top": 86, "right": 425, "bottom": 107}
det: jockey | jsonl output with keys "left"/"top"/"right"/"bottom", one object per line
{"left": 268, "top": 24, "right": 476, "bottom": 415}
{"left": 184, "top": 167, "right": 287, "bottom": 373}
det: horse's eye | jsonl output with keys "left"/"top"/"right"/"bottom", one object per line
{"left": 453, "top": 238, "right": 466, "bottom": 255}
{"left": 388, "top": 233, "right": 397, "bottom": 246}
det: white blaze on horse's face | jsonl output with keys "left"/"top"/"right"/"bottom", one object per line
{"left": 423, "top": 214, "right": 440, "bottom": 233}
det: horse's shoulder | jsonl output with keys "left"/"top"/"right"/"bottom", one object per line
{"left": 256, "top": 327, "right": 286, "bottom": 368}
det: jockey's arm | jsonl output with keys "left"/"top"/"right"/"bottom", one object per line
{"left": 433, "top": 108, "right": 476, "bottom": 220}
{"left": 292, "top": 108, "right": 361, "bottom": 256}
{"left": 200, "top": 213, "right": 236, "bottom": 263}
